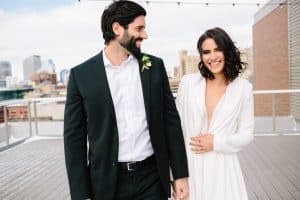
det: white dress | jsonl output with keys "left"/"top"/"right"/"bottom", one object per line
{"left": 176, "top": 73, "right": 254, "bottom": 200}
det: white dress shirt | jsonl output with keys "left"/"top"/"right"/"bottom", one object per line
{"left": 103, "top": 49, "right": 154, "bottom": 162}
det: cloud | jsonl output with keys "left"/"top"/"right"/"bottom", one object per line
{"left": 0, "top": 1, "right": 263, "bottom": 80}
{"left": 142, "top": 1, "right": 260, "bottom": 68}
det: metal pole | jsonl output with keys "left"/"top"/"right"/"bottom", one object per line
{"left": 27, "top": 101, "right": 33, "bottom": 137}
{"left": 272, "top": 93, "right": 276, "bottom": 132}
{"left": 34, "top": 101, "right": 39, "bottom": 136}
{"left": 3, "top": 106, "right": 9, "bottom": 145}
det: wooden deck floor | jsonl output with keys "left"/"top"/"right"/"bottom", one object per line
{"left": 0, "top": 135, "right": 300, "bottom": 200}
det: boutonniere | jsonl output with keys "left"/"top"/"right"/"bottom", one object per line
{"left": 141, "top": 55, "right": 152, "bottom": 72}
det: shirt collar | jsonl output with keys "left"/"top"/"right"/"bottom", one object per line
{"left": 103, "top": 48, "right": 135, "bottom": 68}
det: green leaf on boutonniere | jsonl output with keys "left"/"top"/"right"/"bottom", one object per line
{"left": 141, "top": 55, "right": 152, "bottom": 72}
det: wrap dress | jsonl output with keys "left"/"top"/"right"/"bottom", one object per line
{"left": 176, "top": 73, "right": 254, "bottom": 200}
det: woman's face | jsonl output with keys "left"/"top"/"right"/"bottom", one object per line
{"left": 201, "top": 38, "right": 225, "bottom": 76}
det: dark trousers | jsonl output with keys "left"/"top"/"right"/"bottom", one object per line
{"left": 114, "top": 158, "right": 168, "bottom": 200}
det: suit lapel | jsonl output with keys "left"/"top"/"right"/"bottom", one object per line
{"left": 93, "top": 51, "right": 117, "bottom": 121}
{"left": 92, "top": 51, "right": 151, "bottom": 124}
{"left": 138, "top": 54, "right": 151, "bottom": 124}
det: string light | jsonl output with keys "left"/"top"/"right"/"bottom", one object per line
{"left": 79, "top": 0, "right": 299, "bottom": 7}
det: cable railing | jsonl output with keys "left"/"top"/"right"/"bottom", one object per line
{"left": 0, "top": 89, "right": 300, "bottom": 151}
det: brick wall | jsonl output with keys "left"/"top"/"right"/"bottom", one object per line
{"left": 253, "top": 4, "right": 289, "bottom": 116}
{"left": 0, "top": 107, "right": 4, "bottom": 123}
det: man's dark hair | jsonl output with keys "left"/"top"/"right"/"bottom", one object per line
{"left": 101, "top": 0, "right": 146, "bottom": 44}
{"left": 197, "top": 27, "right": 246, "bottom": 83}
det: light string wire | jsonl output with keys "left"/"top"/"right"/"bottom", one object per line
{"left": 78, "top": 0, "right": 299, "bottom": 7}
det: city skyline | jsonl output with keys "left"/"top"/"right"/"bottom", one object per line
{"left": 0, "top": 0, "right": 268, "bottom": 80}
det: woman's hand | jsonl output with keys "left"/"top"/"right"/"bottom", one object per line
{"left": 190, "top": 133, "right": 214, "bottom": 153}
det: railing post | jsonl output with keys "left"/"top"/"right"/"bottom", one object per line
{"left": 27, "top": 101, "right": 33, "bottom": 137}
{"left": 33, "top": 101, "right": 39, "bottom": 136}
{"left": 272, "top": 93, "right": 276, "bottom": 132}
{"left": 3, "top": 106, "right": 9, "bottom": 145}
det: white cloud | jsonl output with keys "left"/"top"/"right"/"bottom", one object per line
{"left": 0, "top": 0, "right": 264, "bottom": 80}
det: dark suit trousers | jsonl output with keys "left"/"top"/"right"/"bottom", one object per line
{"left": 114, "top": 158, "right": 168, "bottom": 200}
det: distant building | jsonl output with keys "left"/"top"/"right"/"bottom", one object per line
{"left": 0, "top": 107, "right": 4, "bottom": 123}
{"left": 240, "top": 48, "right": 253, "bottom": 80}
{"left": 5, "top": 76, "right": 18, "bottom": 88}
{"left": 253, "top": 0, "right": 300, "bottom": 119}
{"left": 7, "top": 105, "right": 28, "bottom": 120}
{"left": 48, "top": 73, "right": 57, "bottom": 85}
{"left": 30, "top": 70, "right": 57, "bottom": 86}
{"left": 169, "top": 78, "right": 180, "bottom": 94}
{"left": 23, "top": 55, "right": 42, "bottom": 80}
{"left": 0, "top": 104, "right": 29, "bottom": 123}
{"left": 60, "top": 69, "right": 70, "bottom": 85}
{"left": 173, "top": 67, "right": 179, "bottom": 77}
{"left": 40, "top": 59, "right": 56, "bottom": 74}
{"left": 178, "top": 50, "right": 200, "bottom": 78}
{"left": 0, "top": 61, "right": 12, "bottom": 88}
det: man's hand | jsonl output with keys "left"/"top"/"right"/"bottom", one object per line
{"left": 172, "top": 177, "right": 189, "bottom": 200}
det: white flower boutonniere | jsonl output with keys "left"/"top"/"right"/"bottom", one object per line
{"left": 141, "top": 55, "right": 152, "bottom": 72}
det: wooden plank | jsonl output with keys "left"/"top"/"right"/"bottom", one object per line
{"left": 0, "top": 140, "right": 68, "bottom": 200}
{"left": 260, "top": 136, "right": 300, "bottom": 190}
{"left": 239, "top": 143, "right": 271, "bottom": 200}
{"left": 0, "top": 136, "right": 300, "bottom": 200}
{"left": 252, "top": 137, "right": 296, "bottom": 200}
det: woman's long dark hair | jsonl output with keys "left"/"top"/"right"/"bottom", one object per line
{"left": 197, "top": 27, "right": 247, "bottom": 83}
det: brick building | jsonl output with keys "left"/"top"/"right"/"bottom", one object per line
{"left": 178, "top": 50, "right": 200, "bottom": 78}
{"left": 7, "top": 105, "right": 28, "bottom": 120}
{"left": 0, "top": 107, "right": 4, "bottom": 123}
{"left": 253, "top": 0, "right": 289, "bottom": 116}
{"left": 253, "top": 0, "right": 300, "bottom": 119}
{"left": 0, "top": 105, "right": 28, "bottom": 122}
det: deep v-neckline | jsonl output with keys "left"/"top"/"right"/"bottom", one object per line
{"left": 203, "top": 79, "right": 229, "bottom": 131}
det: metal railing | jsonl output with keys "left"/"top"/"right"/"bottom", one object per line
{"left": 0, "top": 99, "right": 32, "bottom": 151}
{"left": 0, "top": 89, "right": 300, "bottom": 151}
{"left": 253, "top": 89, "right": 300, "bottom": 133}
{"left": 30, "top": 97, "right": 65, "bottom": 136}
{"left": 0, "top": 97, "right": 65, "bottom": 151}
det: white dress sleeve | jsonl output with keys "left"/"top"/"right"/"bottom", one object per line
{"left": 213, "top": 84, "right": 254, "bottom": 153}
{"left": 175, "top": 76, "right": 186, "bottom": 118}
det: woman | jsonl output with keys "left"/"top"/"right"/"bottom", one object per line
{"left": 176, "top": 27, "right": 254, "bottom": 200}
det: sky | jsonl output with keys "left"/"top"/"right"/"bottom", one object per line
{"left": 0, "top": 0, "right": 268, "bottom": 80}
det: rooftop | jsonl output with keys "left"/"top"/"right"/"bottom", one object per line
{"left": 1, "top": 135, "right": 300, "bottom": 199}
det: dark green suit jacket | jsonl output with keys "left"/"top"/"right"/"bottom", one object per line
{"left": 64, "top": 51, "right": 188, "bottom": 200}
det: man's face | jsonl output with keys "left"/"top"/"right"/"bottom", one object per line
{"left": 119, "top": 15, "right": 148, "bottom": 57}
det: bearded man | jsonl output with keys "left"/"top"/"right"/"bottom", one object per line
{"left": 63, "top": 1, "right": 189, "bottom": 200}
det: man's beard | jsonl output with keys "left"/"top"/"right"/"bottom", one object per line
{"left": 119, "top": 31, "right": 142, "bottom": 58}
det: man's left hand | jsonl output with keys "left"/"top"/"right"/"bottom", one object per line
{"left": 172, "top": 177, "right": 189, "bottom": 200}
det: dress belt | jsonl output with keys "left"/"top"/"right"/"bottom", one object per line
{"left": 118, "top": 155, "right": 155, "bottom": 171}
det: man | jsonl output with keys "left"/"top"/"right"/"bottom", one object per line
{"left": 64, "top": 1, "right": 188, "bottom": 200}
